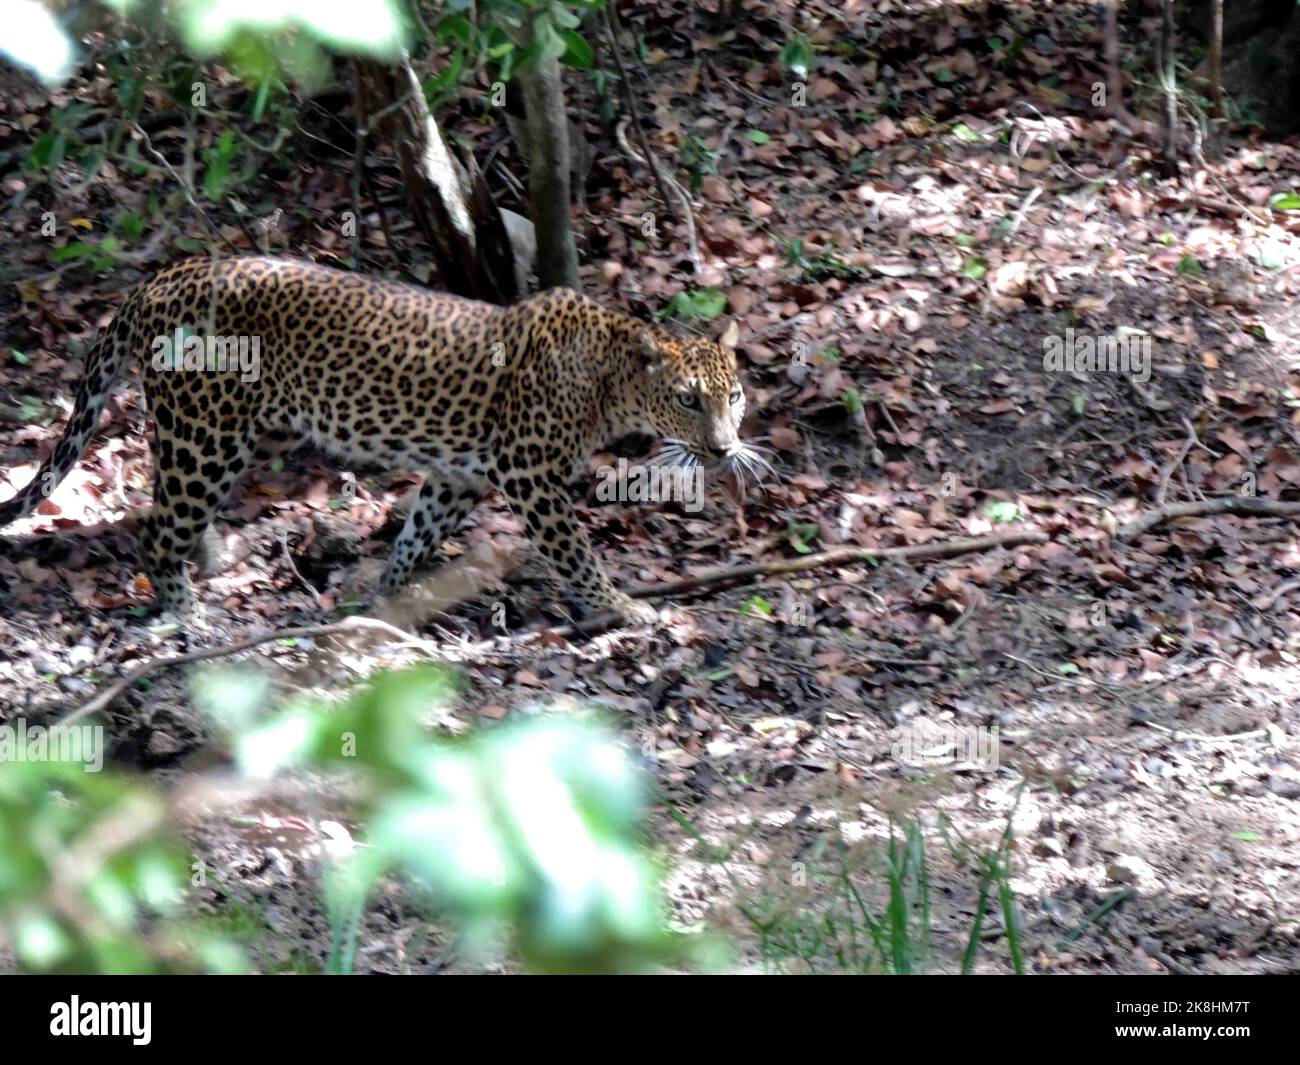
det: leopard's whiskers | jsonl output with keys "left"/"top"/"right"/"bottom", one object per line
{"left": 731, "top": 442, "right": 775, "bottom": 485}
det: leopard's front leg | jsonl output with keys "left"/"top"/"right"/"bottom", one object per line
{"left": 494, "top": 463, "right": 656, "bottom": 625}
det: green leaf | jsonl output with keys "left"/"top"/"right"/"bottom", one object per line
{"left": 436, "top": 14, "right": 475, "bottom": 46}
{"left": 120, "top": 213, "right": 146, "bottom": 241}
{"left": 1230, "top": 831, "right": 1262, "bottom": 842}
{"left": 49, "top": 242, "right": 98, "bottom": 263}
{"left": 985, "top": 500, "right": 1020, "bottom": 523}
{"left": 780, "top": 35, "right": 813, "bottom": 79}
{"left": 48, "top": 132, "right": 67, "bottom": 171}
{"left": 14, "top": 912, "right": 73, "bottom": 968}
{"left": 536, "top": 18, "right": 569, "bottom": 61}
{"left": 1269, "top": 192, "right": 1300, "bottom": 211}
{"left": 745, "top": 129, "right": 771, "bottom": 144}
{"left": 785, "top": 522, "right": 819, "bottom": 555}
{"left": 951, "top": 122, "right": 981, "bottom": 144}
{"left": 741, "top": 595, "right": 774, "bottom": 617}
{"left": 961, "top": 257, "right": 989, "bottom": 280}
{"left": 250, "top": 77, "right": 270, "bottom": 122}
{"left": 659, "top": 289, "right": 727, "bottom": 321}
{"left": 559, "top": 29, "right": 594, "bottom": 69}
{"left": 1258, "top": 240, "right": 1285, "bottom": 271}
{"left": 202, "top": 129, "right": 237, "bottom": 202}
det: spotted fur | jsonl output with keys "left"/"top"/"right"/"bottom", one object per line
{"left": 0, "top": 257, "right": 755, "bottom": 622}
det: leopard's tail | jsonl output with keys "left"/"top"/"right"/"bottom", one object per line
{"left": 0, "top": 316, "right": 132, "bottom": 527}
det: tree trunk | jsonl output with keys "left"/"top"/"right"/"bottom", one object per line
{"left": 1208, "top": 0, "right": 1223, "bottom": 120}
{"left": 1186, "top": 0, "right": 1300, "bottom": 135}
{"left": 1103, "top": 0, "right": 1122, "bottom": 117}
{"left": 353, "top": 56, "right": 521, "bottom": 302}
{"left": 517, "top": 24, "right": 580, "bottom": 291}
{"left": 1158, "top": 0, "right": 1178, "bottom": 178}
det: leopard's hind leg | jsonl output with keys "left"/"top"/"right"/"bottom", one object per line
{"left": 140, "top": 384, "right": 256, "bottom": 613}
{"left": 377, "top": 473, "right": 485, "bottom": 595}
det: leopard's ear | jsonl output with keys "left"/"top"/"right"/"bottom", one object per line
{"left": 636, "top": 329, "right": 665, "bottom": 373}
{"left": 718, "top": 319, "right": 740, "bottom": 351}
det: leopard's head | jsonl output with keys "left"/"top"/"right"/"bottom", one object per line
{"left": 628, "top": 320, "right": 772, "bottom": 488}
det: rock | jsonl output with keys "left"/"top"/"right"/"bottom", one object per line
{"left": 147, "top": 730, "right": 184, "bottom": 758}
{"left": 1034, "top": 836, "right": 1065, "bottom": 858}
{"left": 1106, "top": 854, "right": 1159, "bottom": 888}
{"left": 310, "top": 512, "right": 365, "bottom": 562}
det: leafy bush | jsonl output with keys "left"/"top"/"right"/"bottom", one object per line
{"left": 0, "top": 665, "right": 691, "bottom": 974}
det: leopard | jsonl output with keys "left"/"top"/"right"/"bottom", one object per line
{"left": 0, "top": 257, "right": 770, "bottom": 624}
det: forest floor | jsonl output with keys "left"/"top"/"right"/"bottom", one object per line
{"left": 2, "top": 0, "right": 1300, "bottom": 972}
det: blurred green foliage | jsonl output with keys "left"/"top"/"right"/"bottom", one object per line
{"left": 0, "top": 759, "right": 244, "bottom": 973}
{"left": 0, "top": 664, "right": 690, "bottom": 974}
{"left": 201, "top": 664, "right": 684, "bottom": 973}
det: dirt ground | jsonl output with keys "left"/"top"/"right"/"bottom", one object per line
{"left": 3, "top": 1, "right": 1300, "bottom": 972}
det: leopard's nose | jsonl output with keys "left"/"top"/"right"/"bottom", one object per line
{"left": 707, "top": 444, "right": 731, "bottom": 460}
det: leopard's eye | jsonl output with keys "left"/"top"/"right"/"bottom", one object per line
{"left": 675, "top": 393, "right": 701, "bottom": 410}
{"left": 729, "top": 390, "right": 743, "bottom": 405}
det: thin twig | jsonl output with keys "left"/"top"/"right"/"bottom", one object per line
{"left": 1139, "top": 720, "right": 1267, "bottom": 745}
{"left": 1117, "top": 497, "right": 1300, "bottom": 542}
{"left": 603, "top": 8, "right": 680, "bottom": 224}
{"left": 62, "top": 617, "right": 439, "bottom": 724}
{"left": 361, "top": 166, "right": 409, "bottom": 277}
{"left": 1003, "top": 186, "right": 1042, "bottom": 243}
{"left": 278, "top": 528, "right": 324, "bottom": 609}
{"left": 130, "top": 121, "right": 239, "bottom": 254}
{"left": 1251, "top": 576, "right": 1300, "bottom": 612}
{"left": 1154, "top": 417, "right": 1198, "bottom": 506}
{"left": 615, "top": 117, "right": 700, "bottom": 270}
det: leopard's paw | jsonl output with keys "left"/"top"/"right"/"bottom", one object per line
{"left": 613, "top": 595, "right": 659, "bottom": 626}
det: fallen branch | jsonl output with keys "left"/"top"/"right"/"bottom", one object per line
{"left": 1116, "top": 497, "right": 1300, "bottom": 542}
{"left": 70, "top": 533, "right": 1051, "bottom": 703}
{"left": 512, "top": 530, "right": 1048, "bottom": 644}
{"left": 1139, "top": 720, "right": 1267, "bottom": 746}
{"left": 62, "top": 617, "right": 437, "bottom": 724}
{"left": 628, "top": 529, "right": 1049, "bottom": 599}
